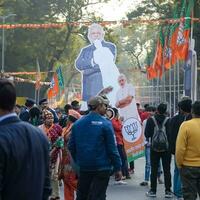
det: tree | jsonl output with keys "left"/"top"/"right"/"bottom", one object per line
{"left": 0, "top": 0, "right": 111, "bottom": 98}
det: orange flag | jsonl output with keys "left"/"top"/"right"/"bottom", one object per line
{"left": 175, "top": 0, "right": 193, "bottom": 61}
{"left": 47, "top": 73, "right": 59, "bottom": 99}
{"left": 152, "top": 27, "right": 165, "bottom": 79}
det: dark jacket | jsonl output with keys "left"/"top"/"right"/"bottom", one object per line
{"left": 68, "top": 112, "right": 121, "bottom": 172}
{"left": 144, "top": 114, "right": 170, "bottom": 151}
{"left": 0, "top": 116, "right": 51, "bottom": 200}
{"left": 169, "top": 113, "right": 192, "bottom": 154}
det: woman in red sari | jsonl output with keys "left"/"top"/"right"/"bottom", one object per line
{"left": 59, "top": 109, "right": 81, "bottom": 200}
{"left": 39, "top": 110, "right": 63, "bottom": 200}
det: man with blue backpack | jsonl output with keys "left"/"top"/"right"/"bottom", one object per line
{"left": 145, "top": 103, "right": 173, "bottom": 198}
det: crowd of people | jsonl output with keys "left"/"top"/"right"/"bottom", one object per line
{"left": 0, "top": 78, "right": 200, "bottom": 200}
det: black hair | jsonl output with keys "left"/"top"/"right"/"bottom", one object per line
{"left": 146, "top": 106, "right": 155, "bottom": 112}
{"left": 64, "top": 104, "right": 72, "bottom": 114}
{"left": 68, "top": 115, "right": 78, "bottom": 123}
{"left": 29, "top": 106, "right": 40, "bottom": 119}
{"left": 157, "top": 103, "right": 167, "bottom": 115}
{"left": 192, "top": 101, "right": 200, "bottom": 116}
{"left": 112, "top": 107, "right": 119, "bottom": 117}
{"left": 179, "top": 99, "right": 192, "bottom": 113}
{"left": 144, "top": 104, "right": 149, "bottom": 109}
{"left": 0, "top": 79, "right": 16, "bottom": 111}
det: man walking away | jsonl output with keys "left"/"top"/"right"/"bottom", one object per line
{"left": 176, "top": 101, "right": 200, "bottom": 200}
{"left": 145, "top": 103, "right": 173, "bottom": 198}
{"left": 68, "top": 96, "right": 122, "bottom": 200}
{"left": 0, "top": 78, "right": 51, "bottom": 200}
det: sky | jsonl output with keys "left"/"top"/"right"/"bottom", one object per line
{"left": 88, "top": 0, "right": 140, "bottom": 21}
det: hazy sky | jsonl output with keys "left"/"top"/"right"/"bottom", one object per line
{"left": 88, "top": 0, "right": 140, "bottom": 20}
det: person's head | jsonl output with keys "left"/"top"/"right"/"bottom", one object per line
{"left": 144, "top": 104, "right": 149, "bottom": 111}
{"left": 157, "top": 103, "right": 167, "bottom": 115}
{"left": 42, "top": 109, "right": 54, "bottom": 127}
{"left": 118, "top": 74, "right": 127, "bottom": 88}
{"left": 88, "top": 95, "right": 109, "bottom": 116}
{"left": 29, "top": 106, "right": 40, "bottom": 120}
{"left": 178, "top": 96, "right": 192, "bottom": 114}
{"left": 112, "top": 107, "right": 119, "bottom": 119}
{"left": 0, "top": 79, "right": 16, "bottom": 114}
{"left": 88, "top": 23, "right": 105, "bottom": 43}
{"left": 191, "top": 101, "right": 200, "bottom": 118}
{"left": 146, "top": 106, "right": 156, "bottom": 116}
{"left": 106, "top": 107, "right": 115, "bottom": 120}
{"left": 64, "top": 104, "right": 72, "bottom": 115}
{"left": 136, "top": 103, "right": 140, "bottom": 109}
{"left": 14, "top": 104, "right": 21, "bottom": 115}
{"left": 39, "top": 98, "right": 48, "bottom": 110}
{"left": 25, "top": 98, "right": 35, "bottom": 108}
{"left": 68, "top": 109, "right": 81, "bottom": 123}
{"left": 71, "top": 100, "right": 80, "bottom": 111}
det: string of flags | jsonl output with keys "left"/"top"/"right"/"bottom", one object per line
{"left": 0, "top": 17, "right": 199, "bottom": 29}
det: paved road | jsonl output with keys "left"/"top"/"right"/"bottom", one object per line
{"left": 59, "top": 157, "right": 191, "bottom": 200}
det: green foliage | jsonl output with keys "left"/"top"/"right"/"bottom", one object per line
{"left": 0, "top": 0, "right": 111, "bottom": 95}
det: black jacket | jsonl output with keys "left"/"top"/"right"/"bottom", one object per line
{"left": 144, "top": 114, "right": 170, "bottom": 150}
{"left": 0, "top": 116, "right": 51, "bottom": 200}
{"left": 169, "top": 113, "right": 192, "bottom": 154}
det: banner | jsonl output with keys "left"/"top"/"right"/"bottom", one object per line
{"left": 122, "top": 117, "right": 144, "bottom": 162}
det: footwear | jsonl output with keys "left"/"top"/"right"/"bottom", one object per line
{"left": 126, "top": 175, "right": 131, "bottom": 179}
{"left": 146, "top": 190, "right": 156, "bottom": 197}
{"left": 114, "top": 180, "right": 127, "bottom": 185}
{"left": 165, "top": 191, "right": 173, "bottom": 198}
{"left": 140, "top": 181, "right": 148, "bottom": 186}
{"left": 121, "top": 176, "right": 126, "bottom": 180}
{"left": 129, "top": 169, "right": 134, "bottom": 174}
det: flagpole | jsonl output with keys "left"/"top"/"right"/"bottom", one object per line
{"left": 173, "top": 64, "right": 176, "bottom": 115}
{"left": 177, "top": 60, "right": 180, "bottom": 101}
{"left": 169, "top": 68, "right": 172, "bottom": 117}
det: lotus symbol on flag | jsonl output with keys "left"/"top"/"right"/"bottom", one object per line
{"left": 124, "top": 122, "right": 138, "bottom": 141}
{"left": 122, "top": 118, "right": 142, "bottom": 143}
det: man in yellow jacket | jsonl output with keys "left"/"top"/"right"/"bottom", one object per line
{"left": 176, "top": 101, "right": 200, "bottom": 200}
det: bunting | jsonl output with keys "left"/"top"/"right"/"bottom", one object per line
{"left": 0, "top": 17, "right": 199, "bottom": 29}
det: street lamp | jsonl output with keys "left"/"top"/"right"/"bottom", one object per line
{"left": 0, "top": 14, "right": 16, "bottom": 74}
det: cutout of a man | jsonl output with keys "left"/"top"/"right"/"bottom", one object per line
{"left": 116, "top": 74, "right": 140, "bottom": 121}
{"left": 75, "top": 23, "right": 119, "bottom": 105}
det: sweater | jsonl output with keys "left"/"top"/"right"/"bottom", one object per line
{"left": 176, "top": 118, "right": 200, "bottom": 168}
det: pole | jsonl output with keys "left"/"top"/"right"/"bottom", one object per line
{"left": 0, "top": 14, "right": 16, "bottom": 74}
{"left": 1, "top": 17, "right": 5, "bottom": 73}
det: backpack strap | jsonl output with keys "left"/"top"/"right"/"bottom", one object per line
{"left": 152, "top": 116, "right": 169, "bottom": 130}
{"left": 161, "top": 117, "right": 169, "bottom": 128}
{"left": 152, "top": 116, "right": 159, "bottom": 129}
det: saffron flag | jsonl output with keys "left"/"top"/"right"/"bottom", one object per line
{"left": 163, "top": 1, "right": 180, "bottom": 69}
{"left": 176, "top": 0, "right": 194, "bottom": 61}
{"left": 151, "top": 26, "right": 165, "bottom": 79}
{"left": 47, "top": 73, "right": 59, "bottom": 99}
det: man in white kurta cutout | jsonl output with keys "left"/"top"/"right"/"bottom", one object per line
{"left": 115, "top": 74, "right": 140, "bottom": 121}
{"left": 75, "top": 23, "right": 119, "bottom": 107}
